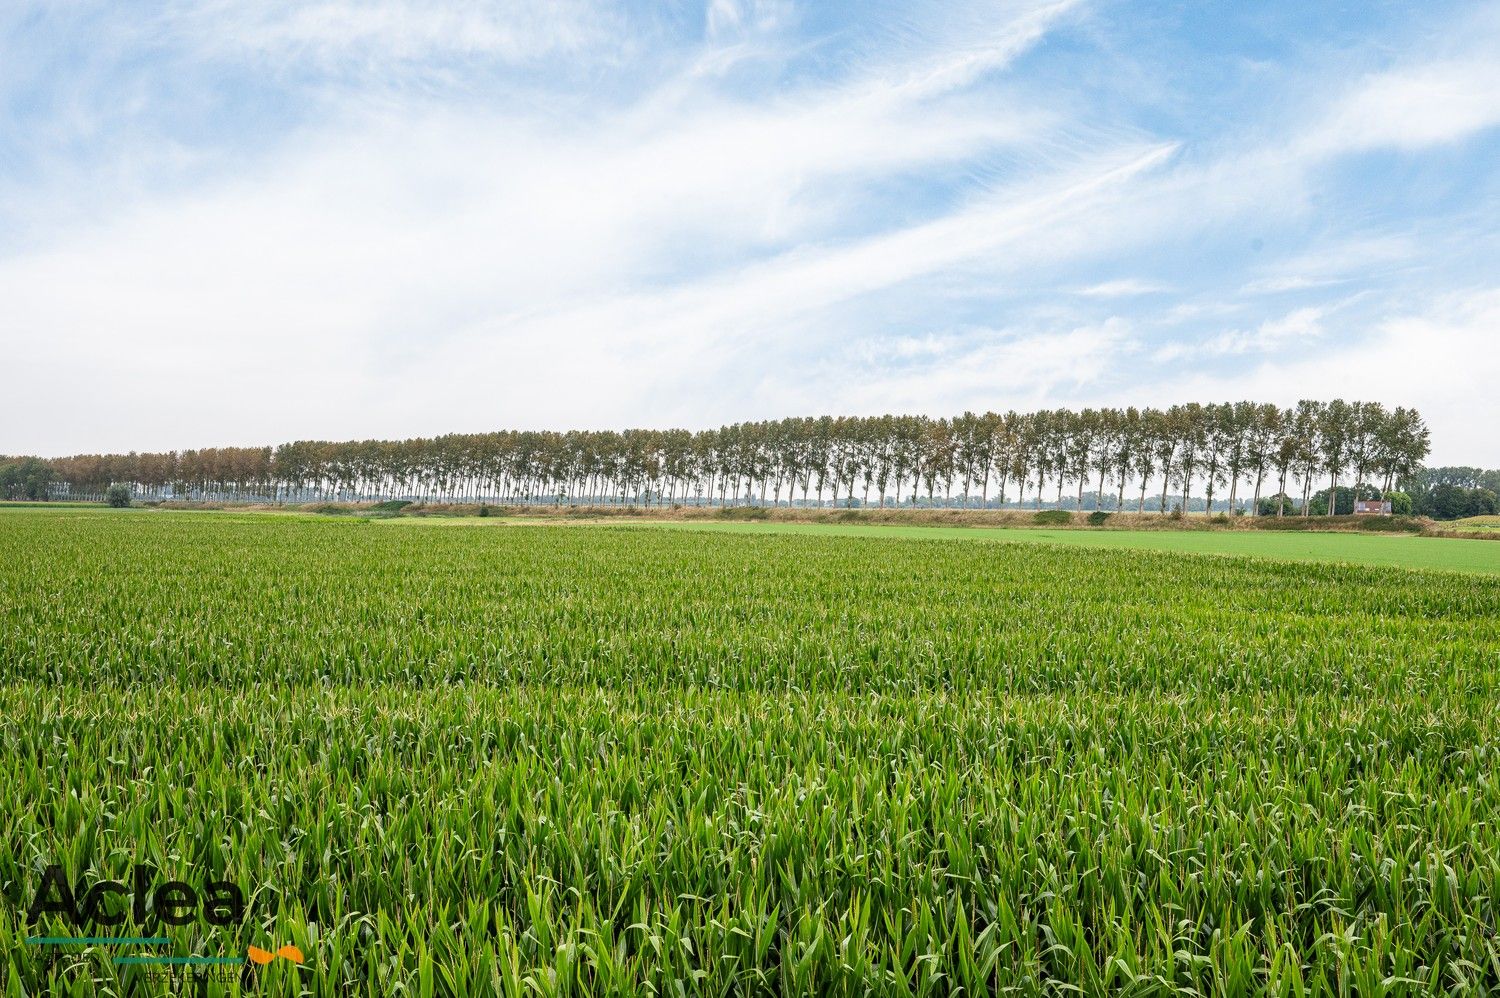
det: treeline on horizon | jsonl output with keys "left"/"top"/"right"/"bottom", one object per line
{"left": 2, "top": 400, "right": 1460, "bottom": 517}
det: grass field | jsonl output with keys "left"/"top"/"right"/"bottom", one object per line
{"left": 1442, "top": 515, "right": 1500, "bottom": 533}
{"left": 372, "top": 513, "right": 1500, "bottom": 577}
{"left": 3, "top": 506, "right": 1499, "bottom": 995}
{"left": 618, "top": 520, "right": 1500, "bottom": 576}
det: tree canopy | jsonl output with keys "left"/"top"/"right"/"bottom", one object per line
{"left": 11, "top": 400, "right": 1439, "bottom": 517}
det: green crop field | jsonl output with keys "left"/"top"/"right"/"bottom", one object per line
{"left": 622, "top": 521, "right": 1500, "bottom": 576}
{"left": 1443, "top": 516, "right": 1500, "bottom": 534}
{"left": 3, "top": 506, "right": 1499, "bottom": 995}
{"left": 387, "top": 516, "right": 1500, "bottom": 577}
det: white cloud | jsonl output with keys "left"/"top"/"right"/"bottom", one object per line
{"left": 1153, "top": 305, "right": 1327, "bottom": 362}
{"left": 1077, "top": 278, "right": 1170, "bottom": 298}
{"left": 1137, "top": 290, "right": 1500, "bottom": 465}
{"left": 1239, "top": 236, "right": 1415, "bottom": 296}
{"left": 706, "top": 0, "right": 794, "bottom": 42}
{"left": 380, "top": 142, "right": 1175, "bottom": 427}
{"left": 1239, "top": 275, "right": 1342, "bottom": 295}
{"left": 1310, "top": 58, "right": 1500, "bottom": 155}
{"left": 805, "top": 318, "right": 1139, "bottom": 417}
{"left": 0, "top": 0, "right": 1116, "bottom": 453}
{"left": 161, "top": 0, "right": 620, "bottom": 67}
{"left": 873, "top": 0, "right": 1084, "bottom": 104}
{"left": 1294, "top": 9, "right": 1500, "bottom": 160}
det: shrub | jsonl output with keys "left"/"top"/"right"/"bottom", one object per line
{"left": 0, "top": 457, "right": 56, "bottom": 501}
{"left": 1257, "top": 494, "right": 1299, "bottom": 517}
{"left": 1356, "top": 515, "right": 1422, "bottom": 533}
{"left": 1086, "top": 511, "right": 1111, "bottom": 526}
{"left": 1257, "top": 515, "right": 1378, "bottom": 531}
{"left": 1415, "top": 485, "right": 1498, "bottom": 520}
{"left": 104, "top": 483, "right": 132, "bottom": 508}
{"left": 477, "top": 504, "right": 491, "bottom": 518}
{"left": 370, "top": 500, "right": 413, "bottom": 513}
{"left": 1169, "top": 506, "right": 1184, "bottom": 521}
{"left": 1388, "top": 491, "right": 1413, "bottom": 516}
{"left": 1033, "top": 509, "right": 1072, "bottom": 526}
{"left": 1210, "top": 513, "right": 1230, "bottom": 525}
{"left": 715, "top": 505, "right": 771, "bottom": 520}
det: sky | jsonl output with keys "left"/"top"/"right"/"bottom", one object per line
{"left": 2, "top": 0, "right": 1497, "bottom": 464}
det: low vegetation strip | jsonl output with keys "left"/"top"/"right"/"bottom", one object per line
{"left": 2, "top": 507, "right": 1498, "bottom": 993}
{"left": 590, "top": 518, "right": 1500, "bottom": 576}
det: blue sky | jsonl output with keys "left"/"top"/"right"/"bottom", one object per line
{"left": 2, "top": 0, "right": 1497, "bottom": 463}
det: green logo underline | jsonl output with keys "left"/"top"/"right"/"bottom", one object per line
{"left": 27, "top": 937, "right": 171, "bottom": 945}
{"left": 27, "top": 938, "right": 245, "bottom": 965}
{"left": 114, "top": 955, "right": 244, "bottom": 966}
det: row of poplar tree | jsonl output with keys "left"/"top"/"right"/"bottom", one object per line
{"left": 31, "top": 399, "right": 1429, "bottom": 514}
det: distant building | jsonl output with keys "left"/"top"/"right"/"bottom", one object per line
{"left": 1354, "top": 499, "right": 1393, "bottom": 515}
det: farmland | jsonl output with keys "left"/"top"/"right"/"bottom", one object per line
{"left": 1442, "top": 516, "right": 1500, "bottom": 534}
{"left": 377, "top": 513, "right": 1500, "bottom": 577}
{"left": 3, "top": 506, "right": 1499, "bottom": 995}
{"left": 625, "top": 521, "right": 1500, "bottom": 574}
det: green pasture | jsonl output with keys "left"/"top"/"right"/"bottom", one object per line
{"left": 374, "top": 511, "right": 1500, "bottom": 576}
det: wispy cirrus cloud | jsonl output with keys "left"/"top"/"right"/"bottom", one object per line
{"left": 1076, "top": 279, "right": 1171, "bottom": 298}
{"left": 808, "top": 317, "right": 1138, "bottom": 417}
{"left": 2, "top": 0, "right": 1106, "bottom": 450}
{"left": 1237, "top": 236, "right": 1414, "bottom": 296}
{"left": 1151, "top": 306, "right": 1327, "bottom": 363}
{"left": 1304, "top": 57, "right": 1500, "bottom": 156}
{"left": 178, "top": 0, "right": 620, "bottom": 64}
